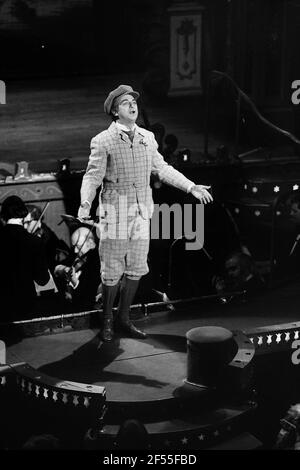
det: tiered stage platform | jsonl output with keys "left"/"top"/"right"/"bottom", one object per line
{"left": 2, "top": 279, "right": 300, "bottom": 450}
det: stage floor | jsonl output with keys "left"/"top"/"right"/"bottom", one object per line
{"left": 6, "top": 279, "right": 300, "bottom": 405}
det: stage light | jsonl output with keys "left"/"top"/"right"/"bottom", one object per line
{"left": 254, "top": 210, "right": 261, "bottom": 217}
{"left": 252, "top": 187, "right": 258, "bottom": 193}
{"left": 57, "top": 158, "right": 70, "bottom": 176}
{"left": 274, "top": 186, "right": 280, "bottom": 193}
{"left": 234, "top": 208, "right": 240, "bottom": 214}
{"left": 176, "top": 148, "right": 191, "bottom": 164}
{"left": 244, "top": 184, "right": 248, "bottom": 190}
{"left": 276, "top": 211, "right": 281, "bottom": 216}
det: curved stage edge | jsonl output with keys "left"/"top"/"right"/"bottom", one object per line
{"left": 1, "top": 300, "right": 300, "bottom": 450}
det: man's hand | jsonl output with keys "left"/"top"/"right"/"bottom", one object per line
{"left": 69, "top": 267, "right": 81, "bottom": 289}
{"left": 78, "top": 201, "right": 91, "bottom": 221}
{"left": 190, "top": 185, "right": 213, "bottom": 204}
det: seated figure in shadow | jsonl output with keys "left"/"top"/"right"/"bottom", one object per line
{"left": 282, "top": 192, "right": 300, "bottom": 277}
{"left": 54, "top": 226, "right": 101, "bottom": 312}
{"left": 0, "top": 195, "right": 50, "bottom": 321}
{"left": 271, "top": 191, "right": 300, "bottom": 281}
{"left": 24, "top": 204, "right": 70, "bottom": 274}
{"left": 212, "top": 251, "right": 265, "bottom": 301}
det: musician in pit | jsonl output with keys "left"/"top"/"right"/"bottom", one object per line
{"left": 289, "top": 192, "right": 300, "bottom": 226}
{"left": 24, "top": 204, "right": 70, "bottom": 274}
{"left": 54, "top": 227, "right": 101, "bottom": 312}
{"left": 285, "top": 192, "right": 300, "bottom": 276}
{"left": 266, "top": 191, "right": 300, "bottom": 281}
{"left": 0, "top": 195, "right": 50, "bottom": 320}
{"left": 212, "top": 251, "right": 265, "bottom": 300}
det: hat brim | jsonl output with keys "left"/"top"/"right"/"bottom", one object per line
{"left": 114, "top": 90, "right": 140, "bottom": 108}
{"left": 127, "top": 91, "right": 140, "bottom": 100}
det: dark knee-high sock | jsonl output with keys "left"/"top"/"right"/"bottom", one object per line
{"left": 102, "top": 283, "right": 120, "bottom": 322}
{"left": 117, "top": 277, "right": 140, "bottom": 324}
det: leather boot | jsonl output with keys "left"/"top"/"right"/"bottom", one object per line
{"left": 100, "top": 283, "right": 120, "bottom": 342}
{"left": 115, "top": 277, "right": 147, "bottom": 339}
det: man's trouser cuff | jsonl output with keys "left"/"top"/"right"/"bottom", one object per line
{"left": 101, "top": 277, "right": 121, "bottom": 286}
{"left": 124, "top": 274, "right": 142, "bottom": 281}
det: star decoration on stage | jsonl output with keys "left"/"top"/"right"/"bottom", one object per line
{"left": 285, "top": 332, "right": 290, "bottom": 342}
{"left": 73, "top": 395, "right": 79, "bottom": 406}
{"left": 198, "top": 434, "right": 205, "bottom": 440}
{"left": 181, "top": 437, "right": 188, "bottom": 445}
{"left": 83, "top": 397, "right": 91, "bottom": 408}
{"left": 274, "top": 186, "right": 280, "bottom": 193}
{"left": 293, "top": 184, "right": 299, "bottom": 191}
{"left": 267, "top": 335, "right": 273, "bottom": 344}
{"left": 276, "top": 333, "right": 282, "bottom": 344}
{"left": 0, "top": 376, "right": 6, "bottom": 386}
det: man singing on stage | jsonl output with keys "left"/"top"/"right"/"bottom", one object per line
{"left": 78, "top": 84, "right": 213, "bottom": 342}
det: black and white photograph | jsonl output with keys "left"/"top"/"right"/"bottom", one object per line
{"left": 1, "top": 0, "right": 300, "bottom": 456}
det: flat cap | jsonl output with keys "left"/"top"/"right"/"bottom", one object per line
{"left": 104, "top": 84, "right": 140, "bottom": 115}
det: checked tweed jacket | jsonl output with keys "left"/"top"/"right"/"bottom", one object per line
{"left": 80, "top": 121, "right": 194, "bottom": 221}
{"left": 80, "top": 121, "right": 195, "bottom": 283}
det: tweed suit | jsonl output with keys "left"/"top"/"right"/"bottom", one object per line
{"left": 80, "top": 121, "right": 195, "bottom": 285}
